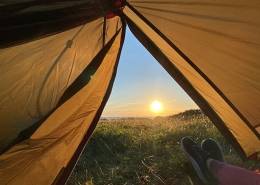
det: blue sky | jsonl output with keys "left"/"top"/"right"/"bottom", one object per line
{"left": 102, "top": 28, "right": 197, "bottom": 117}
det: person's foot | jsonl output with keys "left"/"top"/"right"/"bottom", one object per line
{"left": 201, "top": 138, "right": 224, "bottom": 162}
{"left": 181, "top": 137, "right": 216, "bottom": 185}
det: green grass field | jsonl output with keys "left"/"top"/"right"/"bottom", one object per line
{"left": 67, "top": 110, "right": 259, "bottom": 185}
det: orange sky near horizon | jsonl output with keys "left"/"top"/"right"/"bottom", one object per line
{"left": 103, "top": 97, "right": 197, "bottom": 117}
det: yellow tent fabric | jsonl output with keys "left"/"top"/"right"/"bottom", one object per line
{"left": 0, "top": 18, "right": 124, "bottom": 185}
{"left": 127, "top": 0, "right": 260, "bottom": 130}
{"left": 124, "top": 1, "right": 260, "bottom": 158}
{"left": 0, "top": 17, "right": 121, "bottom": 153}
{"left": 0, "top": 0, "right": 259, "bottom": 184}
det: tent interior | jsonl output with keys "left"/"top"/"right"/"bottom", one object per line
{"left": 0, "top": 0, "right": 259, "bottom": 185}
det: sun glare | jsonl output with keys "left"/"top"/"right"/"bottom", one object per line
{"left": 150, "top": 100, "right": 163, "bottom": 113}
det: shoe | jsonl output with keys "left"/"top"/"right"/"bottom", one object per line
{"left": 181, "top": 137, "right": 213, "bottom": 184}
{"left": 201, "top": 138, "right": 224, "bottom": 162}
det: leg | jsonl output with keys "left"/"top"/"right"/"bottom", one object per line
{"left": 208, "top": 159, "right": 260, "bottom": 185}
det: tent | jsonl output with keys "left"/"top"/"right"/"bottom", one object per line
{"left": 0, "top": 0, "right": 259, "bottom": 184}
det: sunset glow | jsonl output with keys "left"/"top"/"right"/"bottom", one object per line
{"left": 150, "top": 100, "right": 163, "bottom": 113}
{"left": 101, "top": 29, "right": 198, "bottom": 117}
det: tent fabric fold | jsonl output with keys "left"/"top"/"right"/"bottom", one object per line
{"left": 0, "top": 0, "right": 260, "bottom": 184}
{"left": 0, "top": 17, "right": 122, "bottom": 154}
{"left": 0, "top": 0, "right": 115, "bottom": 48}
{"left": 0, "top": 18, "right": 125, "bottom": 185}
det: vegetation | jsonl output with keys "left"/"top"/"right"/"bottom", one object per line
{"left": 67, "top": 110, "right": 259, "bottom": 185}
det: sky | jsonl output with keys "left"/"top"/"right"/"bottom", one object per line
{"left": 102, "top": 28, "right": 198, "bottom": 117}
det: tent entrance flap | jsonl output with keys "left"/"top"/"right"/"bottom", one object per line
{"left": 123, "top": 3, "right": 260, "bottom": 159}
{"left": 0, "top": 16, "right": 126, "bottom": 185}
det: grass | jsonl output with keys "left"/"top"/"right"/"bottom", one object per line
{"left": 67, "top": 110, "right": 259, "bottom": 185}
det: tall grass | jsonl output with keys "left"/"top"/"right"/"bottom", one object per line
{"left": 67, "top": 110, "right": 259, "bottom": 185}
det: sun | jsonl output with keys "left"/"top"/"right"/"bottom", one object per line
{"left": 150, "top": 100, "right": 163, "bottom": 113}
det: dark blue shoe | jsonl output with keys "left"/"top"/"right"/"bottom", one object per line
{"left": 181, "top": 137, "right": 213, "bottom": 184}
{"left": 201, "top": 138, "right": 224, "bottom": 162}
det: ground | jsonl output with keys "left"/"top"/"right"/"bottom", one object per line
{"left": 67, "top": 110, "right": 259, "bottom": 185}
